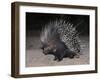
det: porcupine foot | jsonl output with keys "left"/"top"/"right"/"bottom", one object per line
{"left": 70, "top": 52, "right": 78, "bottom": 58}
{"left": 53, "top": 56, "right": 63, "bottom": 61}
{"left": 54, "top": 56, "right": 58, "bottom": 61}
{"left": 57, "top": 55, "right": 64, "bottom": 62}
{"left": 69, "top": 54, "right": 75, "bottom": 59}
{"left": 75, "top": 54, "right": 80, "bottom": 58}
{"left": 57, "top": 58, "right": 63, "bottom": 62}
{"left": 53, "top": 54, "right": 63, "bottom": 62}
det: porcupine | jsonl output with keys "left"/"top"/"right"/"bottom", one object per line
{"left": 40, "top": 17, "right": 81, "bottom": 61}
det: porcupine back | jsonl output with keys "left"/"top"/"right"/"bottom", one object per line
{"left": 40, "top": 18, "right": 81, "bottom": 55}
{"left": 56, "top": 19, "right": 81, "bottom": 55}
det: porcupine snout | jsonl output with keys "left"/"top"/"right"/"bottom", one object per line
{"left": 41, "top": 42, "right": 56, "bottom": 55}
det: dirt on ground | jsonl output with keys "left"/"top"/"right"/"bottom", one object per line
{"left": 26, "top": 35, "right": 89, "bottom": 67}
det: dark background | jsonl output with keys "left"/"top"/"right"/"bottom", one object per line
{"left": 26, "top": 12, "right": 90, "bottom": 67}
{"left": 26, "top": 12, "right": 89, "bottom": 36}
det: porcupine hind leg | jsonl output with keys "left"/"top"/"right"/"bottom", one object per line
{"left": 69, "top": 52, "right": 76, "bottom": 59}
{"left": 64, "top": 49, "right": 76, "bottom": 59}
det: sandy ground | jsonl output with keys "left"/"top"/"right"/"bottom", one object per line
{"left": 26, "top": 34, "right": 89, "bottom": 67}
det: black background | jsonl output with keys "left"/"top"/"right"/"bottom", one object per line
{"left": 26, "top": 12, "right": 89, "bottom": 36}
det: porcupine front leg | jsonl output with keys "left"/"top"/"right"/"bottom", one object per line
{"left": 53, "top": 56, "right": 58, "bottom": 61}
{"left": 53, "top": 53, "right": 61, "bottom": 61}
{"left": 57, "top": 53, "right": 64, "bottom": 61}
{"left": 53, "top": 52, "right": 63, "bottom": 61}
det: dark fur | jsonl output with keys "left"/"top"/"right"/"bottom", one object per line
{"left": 41, "top": 40, "right": 76, "bottom": 61}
